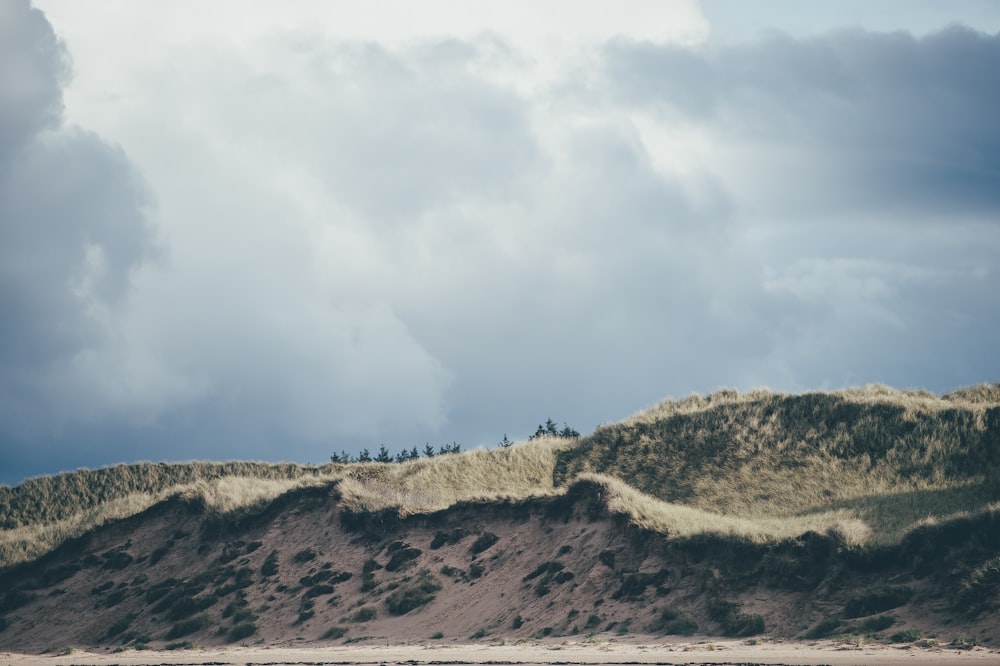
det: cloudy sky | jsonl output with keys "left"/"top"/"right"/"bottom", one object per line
{"left": 2, "top": 0, "right": 998, "bottom": 485}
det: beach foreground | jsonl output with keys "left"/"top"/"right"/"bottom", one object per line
{"left": 3, "top": 639, "right": 1000, "bottom": 666}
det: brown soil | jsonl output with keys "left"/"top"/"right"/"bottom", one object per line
{"left": 0, "top": 481, "right": 997, "bottom": 654}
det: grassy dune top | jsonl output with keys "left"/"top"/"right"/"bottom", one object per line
{"left": 1, "top": 383, "right": 998, "bottom": 570}
{"left": 557, "top": 383, "right": 1000, "bottom": 544}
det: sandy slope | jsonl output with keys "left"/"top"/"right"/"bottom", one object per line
{"left": 3, "top": 639, "right": 1000, "bottom": 666}
{"left": 2, "top": 482, "right": 998, "bottom": 655}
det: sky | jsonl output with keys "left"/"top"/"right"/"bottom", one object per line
{"left": 1, "top": 0, "right": 998, "bottom": 486}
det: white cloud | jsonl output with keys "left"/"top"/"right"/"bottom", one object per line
{"left": 3, "top": 1, "right": 998, "bottom": 483}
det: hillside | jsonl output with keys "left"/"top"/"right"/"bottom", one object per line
{"left": 1, "top": 384, "right": 999, "bottom": 653}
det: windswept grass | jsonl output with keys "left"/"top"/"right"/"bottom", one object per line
{"left": 2, "top": 384, "right": 998, "bottom": 568}
{"left": 336, "top": 437, "right": 572, "bottom": 514}
{"left": 556, "top": 384, "right": 1000, "bottom": 544}
{"left": 0, "top": 438, "right": 570, "bottom": 569}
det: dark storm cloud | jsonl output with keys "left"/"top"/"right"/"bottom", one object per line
{"left": 0, "top": 0, "right": 67, "bottom": 160}
{"left": 0, "top": 2, "right": 157, "bottom": 466}
{"left": 603, "top": 25, "right": 1000, "bottom": 215}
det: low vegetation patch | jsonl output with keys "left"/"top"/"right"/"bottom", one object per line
{"left": 349, "top": 606, "right": 376, "bottom": 622}
{"left": 260, "top": 550, "right": 279, "bottom": 577}
{"left": 648, "top": 606, "right": 697, "bottom": 635}
{"left": 385, "top": 570, "right": 442, "bottom": 615}
{"left": 708, "top": 599, "right": 765, "bottom": 637}
{"left": 523, "top": 561, "right": 573, "bottom": 596}
{"left": 469, "top": 532, "right": 499, "bottom": 554}
{"left": 957, "top": 556, "right": 1000, "bottom": 615}
{"left": 844, "top": 585, "right": 913, "bottom": 618}
{"left": 226, "top": 622, "right": 257, "bottom": 642}
{"left": 385, "top": 541, "right": 422, "bottom": 572}
{"left": 166, "top": 614, "right": 211, "bottom": 639}
{"left": 430, "top": 528, "right": 467, "bottom": 549}
{"left": 321, "top": 626, "right": 348, "bottom": 640}
{"left": 890, "top": 628, "right": 921, "bottom": 643}
{"left": 613, "top": 569, "right": 670, "bottom": 599}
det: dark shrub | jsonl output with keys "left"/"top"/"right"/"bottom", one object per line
{"left": 844, "top": 585, "right": 913, "bottom": 618}
{"left": 167, "top": 614, "right": 210, "bottom": 639}
{"left": 708, "top": 599, "right": 765, "bottom": 637}
{"left": 293, "top": 548, "right": 317, "bottom": 563}
{"left": 305, "top": 584, "right": 336, "bottom": 598}
{"left": 261, "top": 550, "right": 279, "bottom": 577}
{"left": 385, "top": 546, "right": 422, "bottom": 572}
{"left": 861, "top": 614, "right": 896, "bottom": 632}
{"left": 385, "top": 571, "right": 442, "bottom": 615}
{"left": 102, "top": 612, "right": 136, "bottom": 639}
{"left": 804, "top": 616, "right": 842, "bottom": 638}
{"left": 322, "top": 626, "right": 348, "bottom": 639}
{"left": 612, "top": 570, "right": 669, "bottom": 599}
{"left": 226, "top": 622, "right": 257, "bottom": 642}
{"left": 648, "top": 606, "right": 697, "bottom": 635}
{"left": 102, "top": 551, "right": 134, "bottom": 571}
{"left": 890, "top": 628, "right": 921, "bottom": 643}
{"left": 350, "top": 606, "right": 377, "bottom": 622}
{"left": 470, "top": 532, "right": 499, "bottom": 554}
{"left": 430, "top": 528, "right": 467, "bottom": 549}
{"left": 0, "top": 589, "right": 35, "bottom": 612}
{"left": 523, "top": 561, "right": 563, "bottom": 581}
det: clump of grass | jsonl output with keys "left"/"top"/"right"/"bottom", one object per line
{"left": 957, "top": 555, "right": 1000, "bottom": 615}
{"left": 890, "top": 628, "right": 921, "bottom": 643}
{"left": 861, "top": 614, "right": 896, "bottom": 632}
{"left": 384, "top": 542, "right": 422, "bottom": 572}
{"left": 293, "top": 548, "right": 317, "bottom": 564}
{"left": 648, "top": 606, "right": 697, "bottom": 635}
{"left": 804, "top": 615, "right": 842, "bottom": 639}
{"left": 260, "top": 550, "right": 279, "bottom": 577}
{"left": 226, "top": 622, "right": 257, "bottom": 642}
{"left": 360, "top": 558, "right": 381, "bottom": 592}
{"left": 430, "top": 528, "right": 467, "bottom": 549}
{"left": 470, "top": 532, "right": 499, "bottom": 554}
{"left": 523, "top": 561, "right": 572, "bottom": 596}
{"left": 322, "top": 626, "right": 348, "bottom": 640}
{"left": 613, "top": 569, "right": 669, "bottom": 599}
{"left": 349, "top": 606, "right": 376, "bottom": 622}
{"left": 385, "top": 570, "right": 442, "bottom": 615}
{"left": 708, "top": 599, "right": 765, "bottom": 637}
{"left": 844, "top": 585, "right": 913, "bottom": 618}
{"left": 166, "top": 614, "right": 210, "bottom": 639}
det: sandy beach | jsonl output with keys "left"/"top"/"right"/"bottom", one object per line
{"left": 3, "top": 639, "right": 1000, "bottom": 666}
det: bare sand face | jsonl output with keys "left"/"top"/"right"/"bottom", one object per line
{"left": 3, "top": 639, "right": 1000, "bottom": 666}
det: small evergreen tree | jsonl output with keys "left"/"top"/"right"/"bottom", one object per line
{"left": 375, "top": 445, "right": 392, "bottom": 463}
{"left": 529, "top": 419, "right": 580, "bottom": 440}
{"left": 358, "top": 448, "right": 372, "bottom": 462}
{"left": 499, "top": 434, "right": 513, "bottom": 448}
{"left": 423, "top": 443, "right": 436, "bottom": 458}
